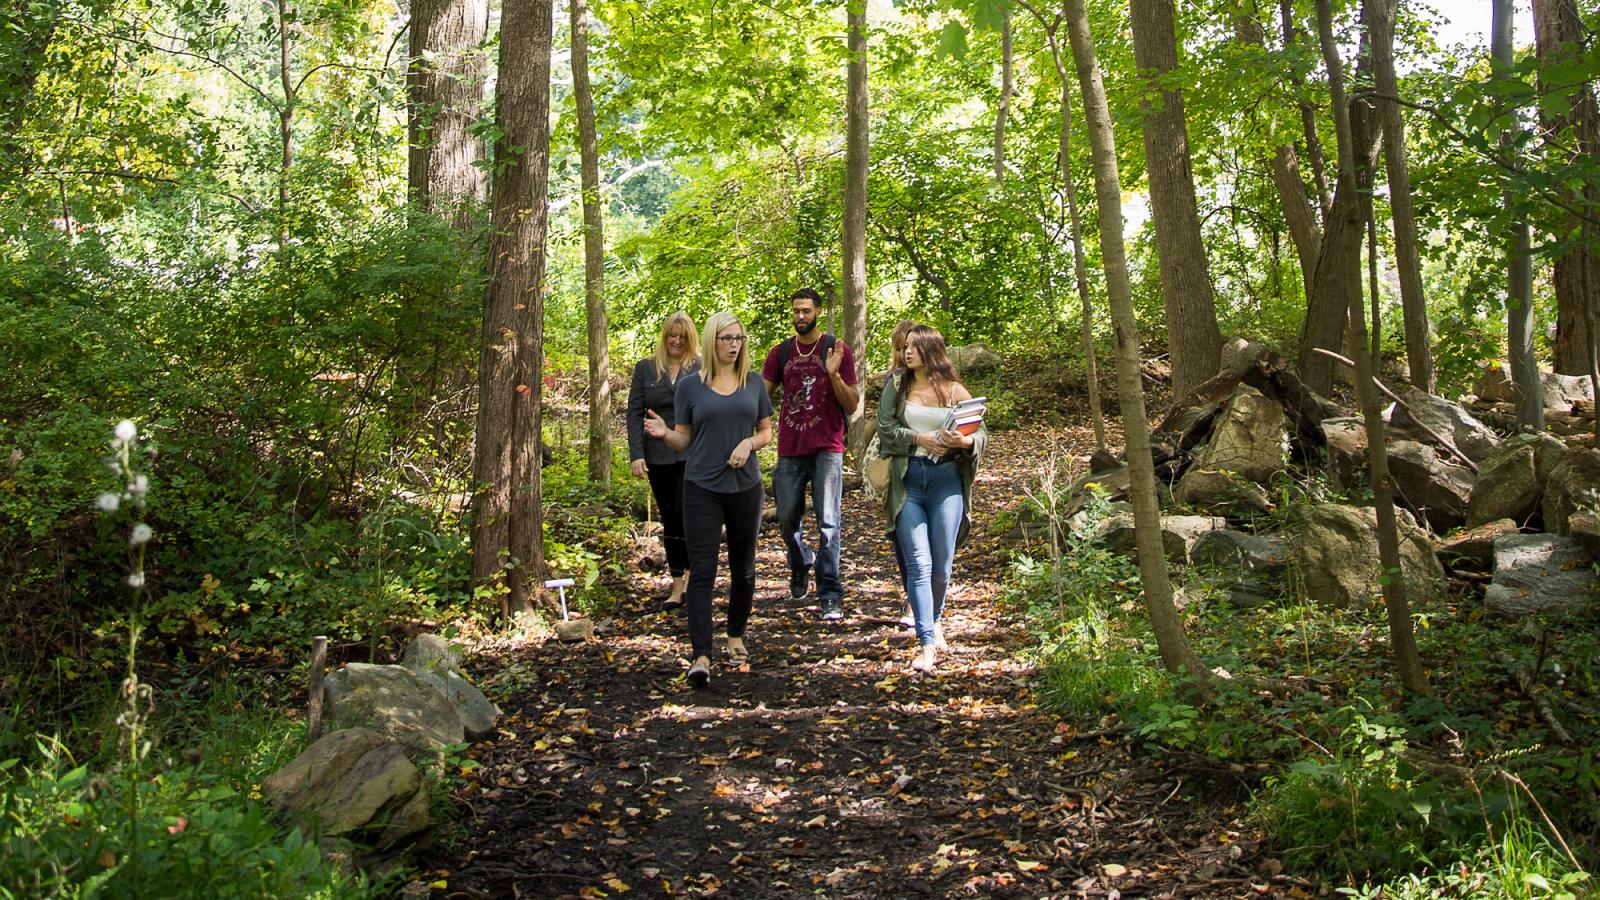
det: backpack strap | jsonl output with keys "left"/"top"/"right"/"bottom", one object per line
{"left": 776, "top": 334, "right": 838, "bottom": 388}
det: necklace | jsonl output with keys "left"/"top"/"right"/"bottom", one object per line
{"left": 793, "top": 336, "right": 821, "bottom": 358}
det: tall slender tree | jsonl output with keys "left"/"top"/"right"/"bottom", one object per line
{"left": 1314, "top": 0, "right": 1427, "bottom": 696}
{"left": 1017, "top": 0, "right": 1107, "bottom": 453}
{"left": 841, "top": 1, "right": 869, "bottom": 397}
{"left": 1532, "top": 0, "right": 1600, "bottom": 377}
{"left": 1064, "top": 0, "right": 1207, "bottom": 682}
{"left": 993, "top": 4, "right": 1012, "bottom": 181}
{"left": 571, "top": 0, "right": 611, "bottom": 483}
{"left": 407, "top": 0, "right": 490, "bottom": 224}
{"left": 1369, "top": 0, "right": 1434, "bottom": 392}
{"left": 472, "top": 0, "right": 555, "bottom": 621}
{"left": 1128, "top": 0, "right": 1222, "bottom": 398}
{"left": 1494, "top": 0, "right": 1543, "bottom": 432}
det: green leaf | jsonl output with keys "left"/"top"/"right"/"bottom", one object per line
{"left": 937, "top": 21, "right": 968, "bottom": 60}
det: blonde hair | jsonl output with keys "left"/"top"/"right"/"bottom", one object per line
{"left": 700, "top": 311, "right": 750, "bottom": 384}
{"left": 651, "top": 311, "right": 699, "bottom": 380}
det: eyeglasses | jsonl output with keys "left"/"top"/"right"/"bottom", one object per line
{"left": 716, "top": 335, "right": 746, "bottom": 344}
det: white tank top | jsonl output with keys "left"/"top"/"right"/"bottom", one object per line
{"left": 904, "top": 402, "right": 948, "bottom": 459}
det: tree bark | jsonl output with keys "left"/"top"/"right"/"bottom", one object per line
{"left": 407, "top": 0, "right": 490, "bottom": 225}
{"left": 1314, "top": 0, "right": 1428, "bottom": 697}
{"left": 1064, "top": 0, "right": 1208, "bottom": 684}
{"left": 841, "top": 2, "right": 869, "bottom": 401}
{"left": 1494, "top": 0, "right": 1544, "bottom": 432}
{"left": 472, "top": 0, "right": 554, "bottom": 621}
{"left": 1233, "top": 11, "right": 1324, "bottom": 306}
{"left": 1280, "top": 0, "right": 1332, "bottom": 217}
{"left": 1369, "top": 0, "right": 1434, "bottom": 392}
{"left": 571, "top": 0, "right": 610, "bottom": 483}
{"left": 1128, "top": 0, "right": 1222, "bottom": 398}
{"left": 1532, "top": 0, "right": 1600, "bottom": 377}
{"left": 993, "top": 4, "right": 1012, "bottom": 182}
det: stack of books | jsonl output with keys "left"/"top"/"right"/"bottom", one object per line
{"left": 945, "top": 397, "right": 986, "bottom": 435}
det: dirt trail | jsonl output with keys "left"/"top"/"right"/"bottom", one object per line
{"left": 423, "top": 431, "right": 1266, "bottom": 898}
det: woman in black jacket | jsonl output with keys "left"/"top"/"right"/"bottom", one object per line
{"left": 626, "top": 312, "right": 700, "bottom": 609}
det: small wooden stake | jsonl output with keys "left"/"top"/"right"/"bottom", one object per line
{"left": 307, "top": 635, "right": 327, "bottom": 744}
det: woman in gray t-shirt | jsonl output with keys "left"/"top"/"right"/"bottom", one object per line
{"left": 644, "top": 311, "right": 774, "bottom": 687}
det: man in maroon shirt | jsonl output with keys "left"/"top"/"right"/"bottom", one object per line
{"left": 762, "top": 288, "right": 860, "bottom": 620}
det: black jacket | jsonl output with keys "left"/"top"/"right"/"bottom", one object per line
{"left": 626, "top": 357, "right": 699, "bottom": 466}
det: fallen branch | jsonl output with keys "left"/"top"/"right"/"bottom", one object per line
{"left": 1496, "top": 650, "right": 1577, "bottom": 746}
{"left": 1309, "top": 348, "right": 1479, "bottom": 472}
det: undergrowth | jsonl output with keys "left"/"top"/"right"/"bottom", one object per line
{"left": 1006, "top": 454, "right": 1598, "bottom": 895}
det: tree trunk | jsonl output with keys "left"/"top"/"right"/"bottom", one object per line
{"left": 571, "top": 0, "right": 610, "bottom": 483}
{"left": 841, "top": 3, "right": 869, "bottom": 399}
{"left": 407, "top": 0, "right": 490, "bottom": 224}
{"left": 472, "top": 0, "right": 554, "bottom": 621}
{"left": 1233, "top": 11, "right": 1323, "bottom": 303}
{"left": 1369, "top": 0, "right": 1434, "bottom": 392}
{"left": 277, "top": 0, "right": 294, "bottom": 252}
{"left": 1280, "top": 0, "right": 1332, "bottom": 217}
{"left": 1018, "top": 0, "right": 1106, "bottom": 452}
{"left": 1532, "top": 0, "right": 1600, "bottom": 377}
{"left": 993, "top": 4, "right": 1012, "bottom": 182}
{"left": 1063, "top": 0, "right": 1208, "bottom": 683}
{"left": 1494, "top": 0, "right": 1544, "bottom": 432}
{"left": 1128, "top": 0, "right": 1221, "bottom": 399}
{"left": 1314, "top": 0, "right": 1428, "bottom": 696}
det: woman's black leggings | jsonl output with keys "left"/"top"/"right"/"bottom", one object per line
{"left": 682, "top": 479, "right": 764, "bottom": 660}
{"left": 646, "top": 462, "right": 690, "bottom": 575}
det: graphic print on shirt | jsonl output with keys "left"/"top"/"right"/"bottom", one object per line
{"left": 783, "top": 357, "right": 827, "bottom": 434}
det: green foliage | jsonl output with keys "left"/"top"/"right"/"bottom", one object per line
{"left": 0, "top": 669, "right": 381, "bottom": 899}
{"left": 0, "top": 212, "right": 482, "bottom": 721}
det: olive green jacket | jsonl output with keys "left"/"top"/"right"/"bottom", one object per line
{"left": 875, "top": 373, "right": 988, "bottom": 546}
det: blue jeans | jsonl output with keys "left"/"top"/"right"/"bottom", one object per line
{"left": 895, "top": 457, "right": 964, "bottom": 648}
{"left": 773, "top": 452, "right": 844, "bottom": 601}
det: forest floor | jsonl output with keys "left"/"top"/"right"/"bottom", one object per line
{"left": 420, "top": 427, "right": 1295, "bottom": 899}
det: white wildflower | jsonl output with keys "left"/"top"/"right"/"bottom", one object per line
{"left": 129, "top": 523, "right": 153, "bottom": 546}
{"left": 96, "top": 493, "right": 120, "bottom": 512}
{"left": 130, "top": 474, "right": 149, "bottom": 496}
{"left": 114, "top": 420, "right": 137, "bottom": 444}
{"left": 126, "top": 572, "right": 145, "bottom": 588}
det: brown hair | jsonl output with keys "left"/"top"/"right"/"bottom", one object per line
{"left": 897, "top": 324, "right": 962, "bottom": 407}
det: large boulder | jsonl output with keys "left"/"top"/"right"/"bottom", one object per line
{"left": 413, "top": 669, "right": 500, "bottom": 740}
{"left": 1321, "top": 417, "right": 1368, "bottom": 492}
{"left": 1386, "top": 440, "right": 1474, "bottom": 533}
{"left": 1484, "top": 534, "right": 1599, "bottom": 617}
{"left": 324, "top": 663, "right": 465, "bottom": 753}
{"left": 262, "top": 728, "right": 431, "bottom": 848}
{"left": 1390, "top": 386, "right": 1501, "bottom": 464}
{"left": 1190, "top": 529, "right": 1290, "bottom": 608}
{"left": 1176, "top": 467, "right": 1273, "bottom": 517}
{"left": 1289, "top": 504, "right": 1445, "bottom": 609}
{"left": 1191, "top": 383, "right": 1287, "bottom": 484}
{"left": 1464, "top": 432, "right": 1568, "bottom": 528}
{"left": 400, "top": 635, "right": 499, "bottom": 740}
{"left": 1542, "top": 448, "right": 1600, "bottom": 535}
{"left": 1101, "top": 514, "right": 1228, "bottom": 564}
{"left": 1191, "top": 529, "right": 1289, "bottom": 574}
{"left": 1476, "top": 364, "right": 1596, "bottom": 413}
{"left": 401, "top": 634, "right": 464, "bottom": 676}
{"left": 1434, "top": 519, "right": 1520, "bottom": 573}
{"left": 947, "top": 343, "right": 1003, "bottom": 374}
{"left": 1569, "top": 509, "right": 1600, "bottom": 557}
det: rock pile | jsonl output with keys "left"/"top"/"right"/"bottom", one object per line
{"left": 1049, "top": 338, "right": 1599, "bottom": 617}
{"left": 262, "top": 634, "right": 500, "bottom": 870}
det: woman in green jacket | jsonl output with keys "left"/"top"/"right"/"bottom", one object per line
{"left": 875, "top": 325, "right": 987, "bottom": 674}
